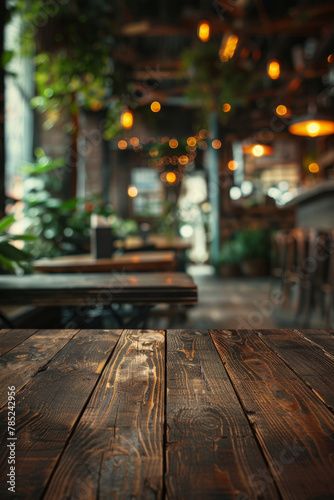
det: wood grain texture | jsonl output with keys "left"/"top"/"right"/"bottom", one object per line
{"left": 0, "top": 329, "right": 121, "bottom": 499}
{"left": 45, "top": 330, "right": 165, "bottom": 500}
{"left": 210, "top": 329, "right": 334, "bottom": 500}
{"left": 0, "top": 328, "right": 37, "bottom": 356}
{"left": 165, "top": 329, "right": 280, "bottom": 500}
{"left": 256, "top": 329, "right": 334, "bottom": 410}
{"left": 293, "top": 329, "right": 334, "bottom": 356}
{"left": 0, "top": 329, "right": 78, "bottom": 409}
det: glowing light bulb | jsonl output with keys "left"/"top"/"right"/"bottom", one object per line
{"left": 128, "top": 186, "right": 138, "bottom": 197}
{"left": 276, "top": 105, "right": 288, "bottom": 116}
{"left": 212, "top": 140, "right": 222, "bottom": 149}
{"left": 198, "top": 21, "right": 210, "bottom": 42}
{"left": 118, "top": 140, "right": 127, "bottom": 150}
{"left": 308, "top": 162, "right": 319, "bottom": 173}
{"left": 169, "top": 139, "right": 178, "bottom": 149}
{"left": 121, "top": 110, "right": 133, "bottom": 129}
{"left": 166, "top": 172, "right": 176, "bottom": 183}
{"left": 268, "top": 60, "right": 280, "bottom": 80}
{"left": 228, "top": 160, "right": 238, "bottom": 171}
{"left": 252, "top": 145, "right": 264, "bottom": 157}
{"left": 150, "top": 101, "right": 161, "bottom": 112}
{"left": 306, "top": 122, "right": 321, "bottom": 136}
{"left": 130, "top": 137, "right": 139, "bottom": 146}
{"left": 187, "top": 137, "right": 196, "bottom": 147}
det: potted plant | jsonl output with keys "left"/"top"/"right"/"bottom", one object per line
{"left": 218, "top": 239, "right": 242, "bottom": 277}
{"left": 235, "top": 229, "right": 270, "bottom": 276}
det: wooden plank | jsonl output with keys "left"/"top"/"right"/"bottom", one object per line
{"left": 293, "top": 329, "right": 334, "bottom": 356}
{"left": 166, "top": 329, "right": 280, "bottom": 499}
{"left": 44, "top": 330, "right": 165, "bottom": 499}
{"left": 210, "top": 329, "right": 334, "bottom": 500}
{"left": 0, "top": 272, "right": 197, "bottom": 306}
{"left": 0, "top": 329, "right": 79, "bottom": 409}
{"left": 0, "top": 329, "right": 121, "bottom": 499}
{"left": 0, "top": 329, "right": 37, "bottom": 356}
{"left": 256, "top": 329, "right": 334, "bottom": 410}
{"left": 33, "top": 251, "right": 176, "bottom": 273}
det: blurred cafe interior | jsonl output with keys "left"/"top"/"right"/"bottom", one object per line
{"left": 1, "top": 0, "right": 334, "bottom": 330}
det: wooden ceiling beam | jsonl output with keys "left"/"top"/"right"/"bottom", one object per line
{"left": 117, "top": 16, "right": 332, "bottom": 38}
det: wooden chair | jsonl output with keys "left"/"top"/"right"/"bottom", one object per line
{"left": 321, "top": 229, "right": 334, "bottom": 328}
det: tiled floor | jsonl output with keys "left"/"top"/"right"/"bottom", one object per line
{"left": 148, "top": 266, "right": 278, "bottom": 329}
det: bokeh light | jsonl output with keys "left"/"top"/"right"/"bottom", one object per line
{"left": 150, "top": 101, "right": 161, "bottom": 112}
{"left": 128, "top": 186, "right": 138, "bottom": 197}
{"left": 212, "top": 140, "right": 222, "bottom": 149}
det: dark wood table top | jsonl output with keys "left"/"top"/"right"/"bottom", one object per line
{"left": 0, "top": 272, "right": 197, "bottom": 306}
{"left": 33, "top": 251, "right": 176, "bottom": 273}
{"left": 115, "top": 235, "right": 192, "bottom": 251}
{"left": 0, "top": 328, "right": 333, "bottom": 499}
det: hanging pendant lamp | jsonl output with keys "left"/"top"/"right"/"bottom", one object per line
{"left": 289, "top": 101, "right": 334, "bottom": 137}
{"left": 289, "top": 113, "right": 334, "bottom": 137}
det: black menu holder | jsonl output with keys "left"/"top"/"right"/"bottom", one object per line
{"left": 90, "top": 215, "right": 114, "bottom": 259}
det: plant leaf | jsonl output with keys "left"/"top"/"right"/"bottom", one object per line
{"left": 0, "top": 242, "right": 33, "bottom": 262}
{"left": 0, "top": 215, "right": 15, "bottom": 233}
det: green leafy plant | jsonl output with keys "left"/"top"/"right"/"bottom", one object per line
{"left": 0, "top": 215, "right": 36, "bottom": 273}
{"left": 219, "top": 239, "right": 243, "bottom": 266}
{"left": 234, "top": 229, "right": 269, "bottom": 261}
{"left": 15, "top": 152, "right": 138, "bottom": 258}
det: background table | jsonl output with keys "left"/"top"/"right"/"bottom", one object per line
{"left": 114, "top": 235, "right": 191, "bottom": 251}
{"left": 33, "top": 251, "right": 176, "bottom": 273}
{"left": 0, "top": 329, "right": 333, "bottom": 499}
{"left": 0, "top": 272, "right": 197, "bottom": 306}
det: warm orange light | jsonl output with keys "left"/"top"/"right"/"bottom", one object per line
{"left": 130, "top": 137, "right": 139, "bottom": 146}
{"left": 222, "top": 103, "right": 231, "bottom": 112}
{"left": 150, "top": 101, "right": 161, "bottom": 112}
{"left": 166, "top": 172, "right": 177, "bottom": 183}
{"left": 199, "top": 129, "right": 208, "bottom": 139}
{"left": 219, "top": 34, "right": 239, "bottom": 62}
{"left": 267, "top": 60, "right": 280, "bottom": 80}
{"left": 309, "top": 162, "right": 319, "bottom": 173}
{"left": 169, "top": 139, "right": 178, "bottom": 149}
{"left": 161, "top": 136, "right": 170, "bottom": 143}
{"left": 212, "top": 140, "right": 222, "bottom": 149}
{"left": 198, "top": 21, "right": 210, "bottom": 42}
{"left": 128, "top": 186, "right": 138, "bottom": 197}
{"left": 276, "top": 105, "right": 288, "bottom": 116}
{"left": 121, "top": 110, "right": 133, "bottom": 129}
{"left": 228, "top": 160, "right": 238, "bottom": 171}
{"left": 289, "top": 119, "right": 334, "bottom": 137}
{"left": 328, "top": 54, "right": 333, "bottom": 64}
{"left": 187, "top": 137, "right": 197, "bottom": 147}
{"left": 242, "top": 144, "right": 274, "bottom": 156}
{"left": 118, "top": 140, "right": 127, "bottom": 150}
{"left": 252, "top": 145, "right": 264, "bottom": 157}
{"left": 179, "top": 155, "right": 189, "bottom": 165}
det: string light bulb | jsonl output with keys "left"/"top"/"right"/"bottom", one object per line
{"left": 267, "top": 59, "right": 280, "bottom": 80}
{"left": 150, "top": 101, "right": 161, "bottom": 112}
{"left": 121, "top": 110, "right": 133, "bottom": 129}
{"left": 198, "top": 21, "right": 210, "bottom": 42}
